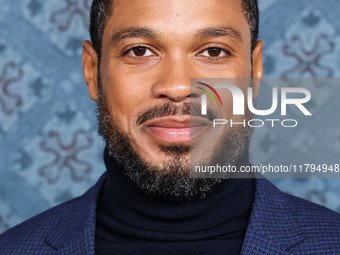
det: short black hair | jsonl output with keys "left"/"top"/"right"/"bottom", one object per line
{"left": 89, "top": 0, "right": 113, "bottom": 60}
{"left": 90, "top": 0, "right": 259, "bottom": 60}
{"left": 241, "top": 0, "right": 259, "bottom": 50}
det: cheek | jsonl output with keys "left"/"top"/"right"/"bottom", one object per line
{"left": 101, "top": 62, "right": 168, "bottom": 161}
{"left": 232, "top": 56, "right": 252, "bottom": 78}
{"left": 102, "top": 63, "right": 154, "bottom": 132}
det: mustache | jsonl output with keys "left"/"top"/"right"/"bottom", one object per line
{"left": 136, "top": 102, "right": 217, "bottom": 126}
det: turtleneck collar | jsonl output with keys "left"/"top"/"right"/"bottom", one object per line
{"left": 96, "top": 147, "right": 254, "bottom": 242}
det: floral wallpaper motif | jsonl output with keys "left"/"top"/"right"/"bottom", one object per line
{"left": 0, "top": 0, "right": 339, "bottom": 234}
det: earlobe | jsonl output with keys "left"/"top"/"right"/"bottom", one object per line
{"left": 82, "top": 40, "right": 99, "bottom": 101}
{"left": 251, "top": 40, "right": 264, "bottom": 99}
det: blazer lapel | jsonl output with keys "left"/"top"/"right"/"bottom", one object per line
{"left": 241, "top": 178, "right": 306, "bottom": 255}
{"left": 241, "top": 227, "right": 293, "bottom": 255}
{"left": 44, "top": 172, "right": 108, "bottom": 255}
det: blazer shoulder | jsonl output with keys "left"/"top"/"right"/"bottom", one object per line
{"left": 0, "top": 172, "right": 107, "bottom": 254}
{"left": 261, "top": 178, "right": 340, "bottom": 233}
{"left": 284, "top": 191, "right": 340, "bottom": 253}
{"left": 249, "top": 178, "right": 340, "bottom": 253}
{"left": 0, "top": 195, "right": 83, "bottom": 254}
{"left": 257, "top": 178, "right": 340, "bottom": 228}
{"left": 286, "top": 191, "right": 340, "bottom": 233}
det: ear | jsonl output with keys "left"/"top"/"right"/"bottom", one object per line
{"left": 251, "top": 40, "right": 264, "bottom": 99}
{"left": 82, "top": 40, "right": 99, "bottom": 101}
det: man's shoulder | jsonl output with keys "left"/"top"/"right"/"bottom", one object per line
{"left": 250, "top": 178, "right": 340, "bottom": 253}
{"left": 285, "top": 189, "right": 340, "bottom": 234}
{"left": 0, "top": 172, "right": 107, "bottom": 254}
{"left": 0, "top": 196, "right": 80, "bottom": 253}
{"left": 258, "top": 178, "right": 340, "bottom": 229}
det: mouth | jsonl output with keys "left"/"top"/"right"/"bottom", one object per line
{"left": 142, "top": 116, "right": 210, "bottom": 144}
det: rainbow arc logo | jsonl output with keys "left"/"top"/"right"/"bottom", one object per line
{"left": 196, "top": 82, "right": 222, "bottom": 106}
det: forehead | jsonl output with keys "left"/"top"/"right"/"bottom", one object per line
{"left": 102, "top": 0, "right": 250, "bottom": 46}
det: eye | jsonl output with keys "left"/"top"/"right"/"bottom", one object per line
{"left": 126, "top": 46, "right": 155, "bottom": 57}
{"left": 199, "top": 47, "right": 229, "bottom": 58}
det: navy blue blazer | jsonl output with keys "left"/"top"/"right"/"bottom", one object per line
{"left": 1, "top": 172, "right": 340, "bottom": 254}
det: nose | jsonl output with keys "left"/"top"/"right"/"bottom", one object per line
{"left": 151, "top": 56, "right": 198, "bottom": 102}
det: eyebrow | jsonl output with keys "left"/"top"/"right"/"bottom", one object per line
{"left": 194, "top": 27, "right": 243, "bottom": 43}
{"left": 109, "top": 26, "right": 243, "bottom": 48}
{"left": 110, "top": 27, "right": 159, "bottom": 47}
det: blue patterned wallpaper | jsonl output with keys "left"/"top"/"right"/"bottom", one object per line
{"left": 0, "top": 0, "right": 340, "bottom": 234}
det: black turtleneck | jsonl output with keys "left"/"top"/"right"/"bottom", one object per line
{"left": 95, "top": 148, "right": 254, "bottom": 255}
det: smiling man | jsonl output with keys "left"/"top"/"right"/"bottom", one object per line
{"left": 87, "top": 0, "right": 261, "bottom": 199}
{"left": 1, "top": 0, "right": 340, "bottom": 254}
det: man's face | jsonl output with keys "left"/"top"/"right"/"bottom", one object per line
{"left": 83, "top": 0, "right": 263, "bottom": 196}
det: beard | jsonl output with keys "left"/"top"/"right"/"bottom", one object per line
{"left": 96, "top": 77, "right": 253, "bottom": 199}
